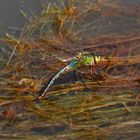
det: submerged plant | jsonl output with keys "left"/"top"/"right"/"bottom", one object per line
{"left": 0, "top": 0, "right": 140, "bottom": 139}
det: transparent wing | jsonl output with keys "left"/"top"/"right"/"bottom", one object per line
{"left": 33, "top": 0, "right": 140, "bottom": 57}
{"left": 17, "top": 0, "right": 139, "bottom": 52}
{"left": 3, "top": 0, "right": 140, "bottom": 80}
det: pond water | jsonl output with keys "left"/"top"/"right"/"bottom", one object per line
{"left": 0, "top": 0, "right": 44, "bottom": 36}
{"left": 0, "top": 0, "right": 140, "bottom": 140}
{"left": 0, "top": 0, "right": 140, "bottom": 36}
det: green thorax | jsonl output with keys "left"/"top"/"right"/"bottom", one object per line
{"left": 74, "top": 52, "right": 104, "bottom": 67}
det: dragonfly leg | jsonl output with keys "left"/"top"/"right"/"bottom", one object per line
{"left": 91, "top": 64, "right": 96, "bottom": 75}
{"left": 90, "top": 71, "right": 104, "bottom": 84}
{"left": 73, "top": 70, "right": 77, "bottom": 83}
{"left": 91, "top": 74, "right": 99, "bottom": 84}
{"left": 101, "top": 63, "right": 113, "bottom": 79}
{"left": 78, "top": 72, "right": 89, "bottom": 89}
{"left": 74, "top": 70, "right": 89, "bottom": 89}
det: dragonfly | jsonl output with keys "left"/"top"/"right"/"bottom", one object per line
{"left": 36, "top": 51, "right": 111, "bottom": 99}
{"left": 35, "top": 36, "right": 140, "bottom": 100}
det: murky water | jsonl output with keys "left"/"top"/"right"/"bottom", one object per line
{"left": 0, "top": 0, "right": 44, "bottom": 36}
{"left": 0, "top": 0, "right": 139, "bottom": 36}
{"left": 0, "top": 0, "right": 140, "bottom": 140}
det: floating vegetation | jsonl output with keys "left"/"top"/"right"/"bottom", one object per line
{"left": 0, "top": 0, "right": 140, "bottom": 139}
